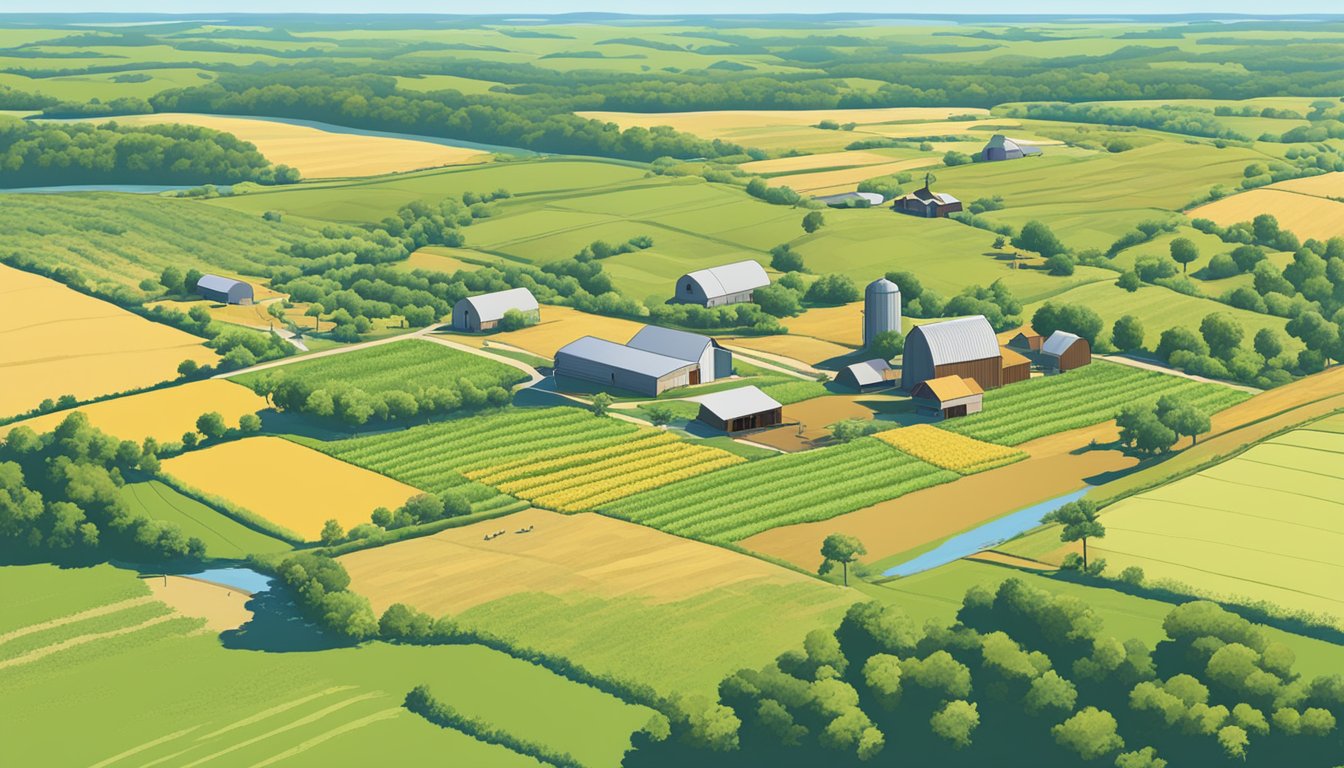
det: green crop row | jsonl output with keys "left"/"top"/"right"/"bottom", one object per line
{"left": 236, "top": 339, "right": 527, "bottom": 396}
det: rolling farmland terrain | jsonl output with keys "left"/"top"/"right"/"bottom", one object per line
{"left": 4, "top": 11, "right": 1344, "bottom": 768}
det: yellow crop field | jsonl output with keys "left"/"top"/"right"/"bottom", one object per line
{"left": 721, "top": 333, "right": 854, "bottom": 366}
{"left": 874, "top": 424, "right": 1026, "bottom": 474}
{"left": 468, "top": 430, "right": 745, "bottom": 512}
{"left": 398, "top": 246, "right": 496, "bottom": 274}
{"left": 738, "top": 150, "right": 901, "bottom": 175}
{"left": 1267, "top": 171, "right": 1344, "bottom": 198}
{"left": 1188, "top": 189, "right": 1344, "bottom": 241}
{"left": 340, "top": 507, "right": 834, "bottom": 613}
{"left": 449, "top": 304, "right": 649, "bottom": 360}
{"left": 0, "top": 380, "right": 266, "bottom": 443}
{"left": 108, "top": 113, "right": 490, "bottom": 179}
{"left": 770, "top": 157, "right": 941, "bottom": 196}
{"left": 160, "top": 436, "right": 422, "bottom": 540}
{"left": 0, "top": 264, "right": 218, "bottom": 418}
{"left": 782, "top": 301, "right": 865, "bottom": 346}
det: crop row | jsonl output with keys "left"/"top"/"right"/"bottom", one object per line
{"left": 873, "top": 425, "right": 1025, "bottom": 474}
{"left": 470, "top": 431, "right": 678, "bottom": 486}
{"left": 942, "top": 362, "right": 1250, "bottom": 446}
{"left": 533, "top": 450, "right": 745, "bottom": 513}
{"left": 238, "top": 340, "right": 527, "bottom": 395}
{"left": 493, "top": 442, "right": 724, "bottom": 498}
{"left": 602, "top": 439, "right": 959, "bottom": 543}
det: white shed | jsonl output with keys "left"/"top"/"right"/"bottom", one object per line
{"left": 451, "top": 288, "right": 539, "bottom": 332}
{"left": 674, "top": 260, "right": 770, "bottom": 307}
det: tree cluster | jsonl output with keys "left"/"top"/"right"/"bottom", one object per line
{"left": 945, "top": 280, "right": 1023, "bottom": 332}
{"left": 1117, "top": 395, "right": 1212, "bottom": 456}
{"left": 248, "top": 372, "right": 510, "bottom": 428}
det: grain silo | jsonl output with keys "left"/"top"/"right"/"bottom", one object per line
{"left": 863, "top": 277, "right": 902, "bottom": 348}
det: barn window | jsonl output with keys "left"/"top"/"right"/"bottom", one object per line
{"left": 684, "top": 282, "right": 692, "bottom": 294}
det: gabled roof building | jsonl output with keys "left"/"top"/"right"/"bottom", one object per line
{"left": 626, "top": 325, "right": 731, "bottom": 383}
{"left": 911, "top": 375, "right": 984, "bottom": 419}
{"left": 901, "top": 315, "right": 1004, "bottom": 391}
{"left": 1041, "top": 330, "right": 1092, "bottom": 372}
{"left": 555, "top": 336, "right": 697, "bottom": 396}
{"left": 837, "top": 359, "right": 896, "bottom": 390}
{"left": 696, "top": 385, "right": 783, "bottom": 433}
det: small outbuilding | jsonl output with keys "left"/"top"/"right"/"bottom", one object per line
{"left": 626, "top": 325, "right": 731, "bottom": 384}
{"left": 999, "top": 346, "right": 1032, "bottom": 386}
{"left": 837, "top": 359, "right": 896, "bottom": 391}
{"left": 696, "top": 385, "right": 783, "bottom": 433}
{"left": 555, "top": 336, "right": 697, "bottom": 396}
{"left": 911, "top": 375, "right": 984, "bottom": 420}
{"left": 814, "top": 191, "right": 886, "bottom": 208}
{"left": 196, "top": 274, "right": 254, "bottom": 305}
{"left": 1042, "top": 331, "right": 1092, "bottom": 373}
{"left": 451, "top": 287, "right": 539, "bottom": 332}
{"left": 1006, "top": 332, "right": 1043, "bottom": 354}
{"left": 901, "top": 315, "right": 1003, "bottom": 391}
{"left": 976, "top": 134, "right": 1043, "bottom": 163}
{"left": 893, "top": 186, "right": 962, "bottom": 218}
{"left": 675, "top": 260, "right": 770, "bottom": 307}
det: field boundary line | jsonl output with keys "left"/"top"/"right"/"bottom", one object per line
{"left": 87, "top": 726, "right": 201, "bottom": 768}
{"left": 180, "top": 692, "right": 385, "bottom": 768}
{"left": 245, "top": 708, "right": 403, "bottom": 768}
{"left": 196, "top": 685, "right": 360, "bottom": 740}
{"left": 1093, "top": 546, "right": 1344, "bottom": 607}
{"left": 0, "top": 595, "right": 155, "bottom": 646}
{"left": 0, "top": 613, "right": 177, "bottom": 671}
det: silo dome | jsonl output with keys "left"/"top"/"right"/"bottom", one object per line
{"left": 863, "top": 277, "right": 902, "bottom": 349}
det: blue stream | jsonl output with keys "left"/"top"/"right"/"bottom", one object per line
{"left": 881, "top": 487, "right": 1093, "bottom": 578}
{"left": 178, "top": 567, "right": 273, "bottom": 595}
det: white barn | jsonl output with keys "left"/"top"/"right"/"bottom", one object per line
{"left": 626, "top": 325, "right": 732, "bottom": 383}
{"left": 451, "top": 288, "right": 539, "bottom": 332}
{"left": 674, "top": 260, "right": 770, "bottom": 307}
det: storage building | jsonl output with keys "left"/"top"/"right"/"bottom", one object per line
{"left": 1006, "top": 332, "right": 1043, "bottom": 354}
{"left": 837, "top": 359, "right": 896, "bottom": 391}
{"left": 911, "top": 375, "right": 984, "bottom": 420}
{"left": 999, "top": 346, "right": 1032, "bottom": 386}
{"left": 696, "top": 385, "right": 783, "bottom": 433}
{"left": 814, "top": 191, "right": 886, "bottom": 208}
{"left": 626, "top": 325, "right": 731, "bottom": 384}
{"left": 901, "top": 315, "right": 1004, "bottom": 391}
{"left": 1041, "top": 331, "right": 1092, "bottom": 373}
{"left": 976, "top": 134, "right": 1043, "bottom": 163}
{"left": 451, "top": 288, "right": 539, "bottom": 332}
{"left": 863, "top": 277, "right": 902, "bottom": 348}
{"left": 196, "top": 274, "right": 254, "bottom": 305}
{"left": 555, "top": 336, "right": 697, "bottom": 396}
{"left": 675, "top": 260, "right": 770, "bottom": 307}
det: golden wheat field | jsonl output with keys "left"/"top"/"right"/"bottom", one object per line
{"left": 1189, "top": 189, "right": 1344, "bottom": 241}
{"left": 781, "top": 301, "right": 866, "bottom": 346}
{"left": 339, "top": 507, "right": 830, "bottom": 614}
{"left": 108, "top": 113, "right": 490, "bottom": 179}
{"left": 770, "top": 157, "right": 942, "bottom": 196}
{"left": 160, "top": 436, "right": 422, "bottom": 539}
{"left": 874, "top": 424, "right": 1026, "bottom": 474}
{"left": 0, "top": 380, "right": 267, "bottom": 443}
{"left": 721, "top": 333, "right": 854, "bottom": 367}
{"left": 0, "top": 264, "right": 218, "bottom": 418}
{"left": 1268, "top": 171, "right": 1344, "bottom": 198}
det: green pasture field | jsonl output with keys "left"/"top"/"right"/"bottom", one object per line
{"left": 861, "top": 559, "right": 1344, "bottom": 679}
{"left": 234, "top": 339, "right": 528, "bottom": 395}
{"left": 121, "top": 480, "right": 292, "bottom": 560}
{"left": 602, "top": 438, "right": 959, "bottom": 543}
{"left": 1023, "top": 279, "right": 1302, "bottom": 356}
{"left": 0, "top": 563, "right": 648, "bottom": 768}
{"left": 0, "top": 563, "right": 149, "bottom": 636}
{"left": 394, "top": 74, "right": 508, "bottom": 95}
{"left": 1089, "top": 417, "right": 1344, "bottom": 628}
{"left": 0, "top": 68, "right": 218, "bottom": 102}
{"left": 941, "top": 360, "right": 1252, "bottom": 446}
{"left": 0, "top": 193, "right": 311, "bottom": 288}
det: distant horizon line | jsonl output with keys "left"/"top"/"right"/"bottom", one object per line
{"left": 3, "top": 11, "right": 1344, "bottom": 19}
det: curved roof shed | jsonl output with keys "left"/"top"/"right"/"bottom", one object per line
{"left": 196, "top": 274, "right": 254, "bottom": 305}
{"left": 676, "top": 260, "right": 770, "bottom": 307}
{"left": 451, "top": 287, "right": 539, "bottom": 332}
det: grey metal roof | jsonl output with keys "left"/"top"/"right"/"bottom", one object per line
{"left": 626, "top": 325, "right": 711, "bottom": 363}
{"left": 459, "top": 287, "right": 539, "bottom": 324}
{"left": 682, "top": 260, "right": 770, "bottom": 299}
{"left": 814, "top": 191, "right": 887, "bottom": 205}
{"left": 197, "top": 274, "right": 247, "bottom": 293}
{"left": 696, "top": 385, "right": 782, "bottom": 421}
{"left": 556, "top": 336, "right": 691, "bottom": 378}
{"left": 844, "top": 359, "right": 891, "bottom": 387}
{"left": 1042, "top": 330, "right": 1082, "bottom": 357}
{"left": 911, "top": 316, "right": 1000, "bottom": 366}
{"left": 866, "top": 277, "right": 900, "bottom": 295}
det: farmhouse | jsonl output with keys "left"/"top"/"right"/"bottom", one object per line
{"left": 892, "top": 177, "right": 962, "bottom": 218}
{"left": 696, "top": 385, "right": 783, "bottom": 433}
{"left": 836, "top": 359, "right": 896, "bottom": 391}
{"left": 451, "top": 287, "right": 539, "bottom": 332}
{"left": 675, "top": 260, "right": 770, "bottom": 307}
{"left": 1041, "top": 330, "right": 1092, "bottom": 372}
{"left": 911, "top": 375, "right": 984, "bottom": 420}
{"left": 976, "top": 134, "right": 1043, "bottom": 163}
{"left": 1006, "top": 332, "right": 1043, "bottom": 354}
{"left": 555, "top": 336, "right": 698, "bottom": 396}
{"left": 626, "top": 325, "right": 732, "bottom": 383}
{"left": 196, "top": 274, "right": 254, "bottom": 305}
{"left": 901, "top": 315, "right": 1004, "bottom": 391}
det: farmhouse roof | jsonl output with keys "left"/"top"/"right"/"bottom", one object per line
{"left": 843, "top": 359, "right": 893, "bottom": 387}
{"left": 1009, "top": 332, "right": 1043, "bottom": 351}
{"left": 999, "top": 346, "right": 1031, "bottom": 369}
{"left": 911, "top": 316, "right": 1000, "bottom": 366}
{"left": 626, "top": 325, "right": 712, "bottom": 363}
{"left": 1042, "top": 330, "right": 1082, "bottom": 357}
{"left": 556, "top": 336, "right": 691, "bottom": 378}
{"left": 909, "top": 188, "right": 960, "bottom": 205}
{"left": 197, "top": 274, "right": 247, "bottom": 293}
{"left": 459, "top": 287, "right": 539, "bottom": 324}
{"left": 696, "top": 385, "right": 782, "bottom": 421}
{"left": 915, "top": 375, "right": 984, "bottom": 403}
{"left": 682, "top": 260, "right": 770, "bottom": 300}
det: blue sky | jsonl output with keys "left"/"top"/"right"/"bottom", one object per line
{"left": 7, "top": 1, "right": 1344, "bottom": 13}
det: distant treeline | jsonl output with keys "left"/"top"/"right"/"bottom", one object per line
{"left": 0, "top": 117, "right": 299, "bottom": 187}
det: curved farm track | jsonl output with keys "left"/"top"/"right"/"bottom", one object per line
{"left": 742, "top": 365, "right": 1344, "bottom": 572}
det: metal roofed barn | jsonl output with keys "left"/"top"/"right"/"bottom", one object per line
{"left": 837, "top": 359, "right": 895, "bottom": 390}
{"left": 976, "top": 134, "right": 1044, "bottom": 162}
{"left": 675, "top": 259, "right": 770, "bottom": 307}
{"left": 555, "top": 335, "right": 698, "bottom": 396}
{"left": 695, "top": 385, "right": 783, "bottom": 433}
{"left": 901, "top": 315, "right": 1004, "bottom": 391}
{"left": 1041, "top": 330, "right": 1092, "bottom": 372}
{"left": 451, "top": 287, "right": 540, "bottom": 332}
{"left": 626, "top": 325, "right": 731, "bottom": 383}
{"left": 195, "top": 274, "right": 254, "bottom": 305}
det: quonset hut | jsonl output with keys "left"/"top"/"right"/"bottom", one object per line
{"left": 451, "top": 287, "right": 540, "bottom": 332}
{"left": 863, "top": 277, "right": 902, "bottom": 348}
{"left": 196, "top": 274, "right": 254, "bottom": 305}
{"left": 976, "top": 134, "right": 1043, "bottom": 163}
{"left": 674, "top": 260, "right": 770, "bottom": 307}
